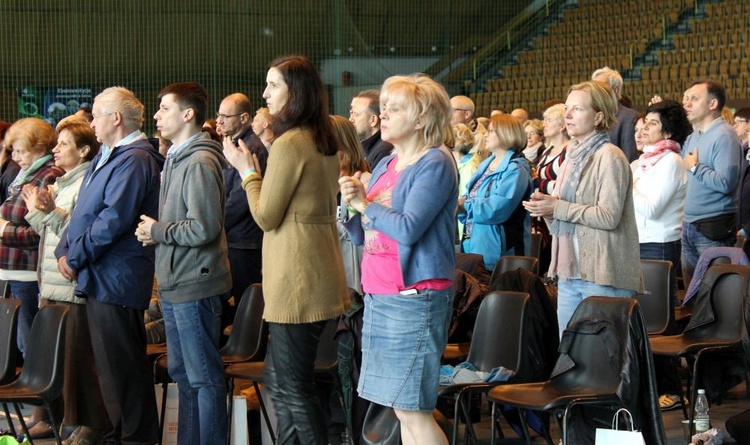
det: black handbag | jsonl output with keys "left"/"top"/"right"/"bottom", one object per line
{"left": 361, "top": 403, "right": 401, "bottom": 445}
{"left": 692, "top": 213, "right": 736, "bottom": 241}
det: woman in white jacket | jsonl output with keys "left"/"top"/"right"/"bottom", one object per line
{"left": 22, "top": 115, "right": 106, "bottom": 444}
{"left": 632, "top": 100, "right": 691, "bottom": 292}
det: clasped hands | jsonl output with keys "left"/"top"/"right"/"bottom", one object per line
{"left": 338, "top": 172, "right": 368, "bottom": 213}
{"left": 21, "top": 184, "right": 56, "bottom": 212}
{"left": 222, "top": 137, "right": 262, "bottom": 175}
{"left": 522, "top": 191, "right": 558, "bottom": 219}
{"left": 135, "top": 215, "right": 157, "bottom": 246}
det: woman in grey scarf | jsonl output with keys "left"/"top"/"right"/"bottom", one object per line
{"left": 523, "top": 80, "right": 642, "bottom": 338}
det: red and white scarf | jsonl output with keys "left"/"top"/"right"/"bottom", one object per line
{"left": 637, "top": 139, "right": 681, "bottom": 172}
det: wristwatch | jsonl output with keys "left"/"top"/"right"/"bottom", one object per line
{"left": 690, "top": 162, "right": 698, "bottom": 174}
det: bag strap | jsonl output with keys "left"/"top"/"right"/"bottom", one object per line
{"left": 612, "top": 408, "right": 635, "bottom": 431}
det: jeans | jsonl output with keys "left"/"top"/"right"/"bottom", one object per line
{"left": 264, "top": 321, "right": 327, "bottom": 445}
{"left": 681, "top": 221, "right": 736, "bottom": 290}
{"left": 162, "top": 295, "right": 227, "bottom": 445}
{"left": 640, "top": 240, "right": 681, "bottom": 302}
{"left": 557, "top": 278, "right": 635, "bottom": 339}
{"left": 9, "top": 280, "right": 39, "bottom": 357}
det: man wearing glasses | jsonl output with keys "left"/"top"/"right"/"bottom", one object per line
{"left": 216, "top": 93, "right": 268, "bottom": 330}
{"left": 450, "top": 95, "right": 476, "bottom": 130}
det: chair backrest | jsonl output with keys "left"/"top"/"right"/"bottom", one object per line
{"left": 490, "top": 256, "right": 539, "bottom": 289}
{"left": 220, "top": 284, "right": 267, "bottom": 363}
{"left": 15, "top": 305, "right": 68, "bottom": 400}
{"left": 530, "top": 232, "right": 542, "bottom": 260}
{"left": 686, "top": 265, "right": 750, "bottom": 342}
{"left": 634, "top": 260, "right": 673, "bottom": 335}
{"left": 314, "top": 318, "right": 340, "bottom": 373}
{"left": 551, "top": 297, "right": 638, "bottom": 394}
{"left": 0, "top": 299, "right": 20, "bottom": 385}
{"left": 467, "top": 291, "right": 529, "bottom": 373}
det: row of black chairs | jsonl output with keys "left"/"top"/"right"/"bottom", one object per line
{"left": 0, "top": 301, "right": 68, "bottom": 445}
{"left": 152, "top": 283, "right": 341, "bottom": 445}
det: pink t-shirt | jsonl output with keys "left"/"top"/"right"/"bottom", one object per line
{"left": 361, "top": 158, "right": 452, "bottom": 295}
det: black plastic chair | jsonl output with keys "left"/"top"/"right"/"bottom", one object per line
{"left": 634, "top": 260, "right": 674, "bottom": 336}
{"left": 0, "top": 299, "right": 20, "bottom": 434}
{"left": 487, "top": 297, "right": 644, "bottom": 445}
{"left": 650, "top": 264, "right": 750, "bottom": 436}
{"left": 224, "top": 318, "right": 340, "bottom": 445}
{"left": 438, "top": 291, "right": 547, "bottom": 445}
{"left": 154, "top": 284, "right": 268, "bottom": 445}
{"left": 530, "top": 232, "right": 542, "bottom": 260}
{"left": 0, "top": 304, "right": 69, "bottom": 445}
{"left": 489, "top": 256, "right": 539, "bottom": 290}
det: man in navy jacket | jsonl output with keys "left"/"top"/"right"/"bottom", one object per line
{"left": 56, "top": 86, "right": 163, "bottom": 445}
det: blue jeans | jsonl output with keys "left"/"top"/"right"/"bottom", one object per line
{"left": 640, "top": 240, "right": 681, "bottom": 302}
{"left": 162, "top": 295, "right": 227, "bottom": 445}
{"left": 681, "top": 221, "right": 736, "bottom": 290}
{"left": 557, "top": 279, "right": 635, "bottom": 339}
{"left": 9, "top": 280, "right": 39, "bottom": 357}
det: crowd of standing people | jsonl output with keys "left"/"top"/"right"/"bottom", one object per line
{"left": 2, "top": 55, "right": 750, "bottom": 445}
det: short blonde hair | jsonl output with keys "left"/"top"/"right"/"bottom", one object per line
{"left": 380, "top": 74, "right": 451, "bottom": 149}
{"left": 523, "top": 119, "right": 544, "bottom": 136}
{"left": 489, "top": 114, "right": 526, "bottom": 152}
{"left": 568, "top": 80, "right": 618, "bottom": 132}
{"left": 452, "top": 124, "right": 475, "bottom": 153}
{"left": 4, "top": 117, "right": 57, "bottom": 156}
{"left": 94, "top": 86, "right": 145, "bottom": 130}
{"left": 543, "top": 104, "right": 566, "bottom": 128}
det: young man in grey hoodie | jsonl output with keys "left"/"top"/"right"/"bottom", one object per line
{"left": 136, "top": 82, "right": 231, "bottom": 445}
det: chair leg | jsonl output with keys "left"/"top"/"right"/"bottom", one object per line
{"left": 226, "top": 377, "right": 234, "bottom": 445}
{"left": 13, "top": 403, "right": 33, "bottom": 445}
{"left": 158, "top": 381, "right": 168, "bottom": 445}
{"left": 489, "top": 403, "right": 496, "bottom": 445}
{"left": 451, "top": 392, "right": 461, "bottom": 445}
{"left": 517, "top": 409, "right": 534, "bottom": 445}
{"left": 45, "top": 401, "right": 63, "bottom": 445}
{"left": 2, "top": 403, "right": 16, "bottom": 436}
{"left": 253, "top": 381, "right": 276, "bottom": 444}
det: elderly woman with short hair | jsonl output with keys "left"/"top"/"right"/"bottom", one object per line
{"left": 524, "top": 80, "right": 642, "bottom": 337}
{"left": 22, "top": 115, "right": 106, "bottom": 443}
{"left": 2, "top": 117, "right": 64, "bottom": 356}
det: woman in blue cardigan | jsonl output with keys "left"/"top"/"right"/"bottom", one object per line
{"left": 339, "top": 74, "right": 456, "bottom": 445}
{"left": 459, "top": 114, "right": 533, "bottom": 270}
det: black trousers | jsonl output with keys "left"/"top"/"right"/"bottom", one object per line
{"left": 86, "top": 298, "right": 159, "bottom": 445}
{"left": 264, "top": 321, "right": 327, "bottom": 445}
{"left": 222, "top": 247, "right": 262, "bottom": 329}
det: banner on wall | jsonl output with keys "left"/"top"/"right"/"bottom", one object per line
{"left": 17, "top": 87, "right": 93, "bottom": 126}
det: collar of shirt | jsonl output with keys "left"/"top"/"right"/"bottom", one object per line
{"left": 96, "top": 130, "right": 146, "bottom": 171}
{"left": 698, "top": 116, "right": 724, "bottom": 135}
{"left": 166, "top": 131, "right": 203, "bottom": 161}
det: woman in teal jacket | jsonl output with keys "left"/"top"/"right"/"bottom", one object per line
{"left": 459, "top": 114, "right": 533, "bottom": 270}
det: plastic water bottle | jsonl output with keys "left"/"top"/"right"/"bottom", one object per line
{"left": 695, "top": 388, "right": 710, "bottom": 433}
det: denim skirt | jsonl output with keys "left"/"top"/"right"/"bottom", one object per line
{"left": 357, "top": 288, "right": 453, "bottom": 411}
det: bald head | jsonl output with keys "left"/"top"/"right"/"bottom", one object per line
{"left": 511, "top": 108, "right": 529, "bottom": 123}
{"left": 218, "top": 93, "right": 253, "bottom": 138}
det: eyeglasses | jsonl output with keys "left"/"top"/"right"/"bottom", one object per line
{"left": 735, "top": 118, "right": 748, "bottom": 124}
{"left": 216, "top": 112, "right": 243, "bottom": 120}
{"left": 453, "top": 108, "right": 471, "bottom": 112}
